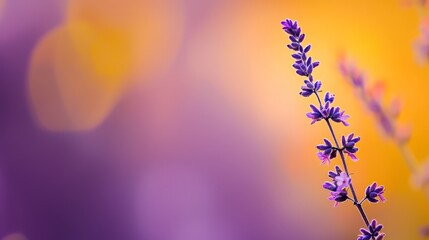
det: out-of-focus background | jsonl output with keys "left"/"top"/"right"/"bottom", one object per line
{"left": 0, "top": 0, "right": 428, "bottom": 239}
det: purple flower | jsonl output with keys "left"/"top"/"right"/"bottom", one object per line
{"left": 306, "top": 103, "right": 328, "bottom": 124}
{"left": 328, "top": 166, "right": 342, "bottom": 179}
{"left": 281, "top": 19, "right": 301, "bottom": 38}
{"left": 323, "top": 167, "right": 350, "bottom": 193}
{"left": 335, "top": 172, "right": 351, "bottom": 190}
{"left": 330, "top": 106, "right": 350, "bottom": 126}
{"left": 323, "top": 166, "right": 350, "bottom": 206}
{"left": 306, "top": 102, "right": 350, "bottom": 126}
{"left": 365, "top": 182, "right": 386, "bottom": 203}
{"left": 328, "top": 190, "right": 348, "bottom": 207}
{"left": 317, "top": 152, "right": 331, "bottom": 165}
{"left": 291, "top": 57, "right": 317, "bottom": 77}
{"left": 357, "top": 219, "right": 385, "bottom": 240}
{"left": 283, "top": 20, "right": 384, "bottom": 236}
{"left": 300, "top": 80, "right": 321, "bottom": 97}
{"left": 342, "top": 133, "right": 360, "bottom": 161}
{"left": 323, "top": 181, "right": 337, "bottom": 191}
{"left": 317, "top": 139, "right": 337, "bottom": 165}
{"left": 324, "top": 91, "right": 335, "bottom": 104}
{"left": 281, "top": 19, "right": 319, "bottom": 80}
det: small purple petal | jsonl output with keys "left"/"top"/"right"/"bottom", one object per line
{"left": 304, "top": 45, "right": 311, "bottom": 53}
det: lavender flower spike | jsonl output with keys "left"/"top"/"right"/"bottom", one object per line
{"left": 358, "top": 220, "right": 385, "bottom": 240}
{"left": 323, "top": 165, "right": 350, "bottom": 206}
{"left": 317, "top": 138, "right": 337, "bottom": 165}
{"left": 300, "top": 80, "right": 321, "bottom": 97}
{"left": 281, "top": 19, "right": 319, "bottom": 81}
{"left": 365, "top": 182, "right": 386, "bottom": 203}
{"left": 282, "top": 19, "right": 386, "bottom": 239}
{"left": 342, "top": 133, "right": 360, "bottom": 161}
{"left": 306, "top": 102, "right": 349, "bottom": 126}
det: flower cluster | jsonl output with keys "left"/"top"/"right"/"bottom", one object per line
{"left": 317, "top": 133, "right": 360, "bottom": 165}
{"left": 306, "top": 93, "right": 349, "bottom": 126}
{"left": 282, "top": 19, "right": 319, "bottom": 79}
{"left": 317, "top": 138, "right": 337, "bottom": 165}
{"left": 365, "top": 182, "right": 386, "bottom": 203}
{"left": 322, "top": 166, "right": 350, "bottom": 206}
{"left": 358, "top": 220, "right": 385, "bottom": 240}
{"left": 300, "top": 80, "right": 321, "bottom": 97}
{"left": 342, "top": 133, "right": 360, "bottom": 161}
{"left": 282, "top": 19, "right": 386, "bottom": 239}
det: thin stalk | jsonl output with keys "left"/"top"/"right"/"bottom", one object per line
{"left": 326, "top": 118, "right": 370, "bottom": 227}
{"left": 314, "top": 91, "right": 372, "bottom": 230}
{"left": 359, "top": 197, "right": 368, "bottom": 205}
{"left": 326, "top": 120, "right": 359, "bottom": 202}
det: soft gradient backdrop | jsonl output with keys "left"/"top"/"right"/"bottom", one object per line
{"left": 0, "top": 0, "right": 427, "bottom": 239}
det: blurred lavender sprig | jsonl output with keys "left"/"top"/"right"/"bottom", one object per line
{"left": 339, "top": 58, "right": 415, "bottom": 169}
{"left": 282, "top": 19, "right": 386, "bottom": 239}
{"left": 338, "top": 57, "right": 429, "bottom": 237}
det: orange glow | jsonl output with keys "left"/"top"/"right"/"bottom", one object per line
{"left": 28, "top": 0, "right": 184, "bottom": 131}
